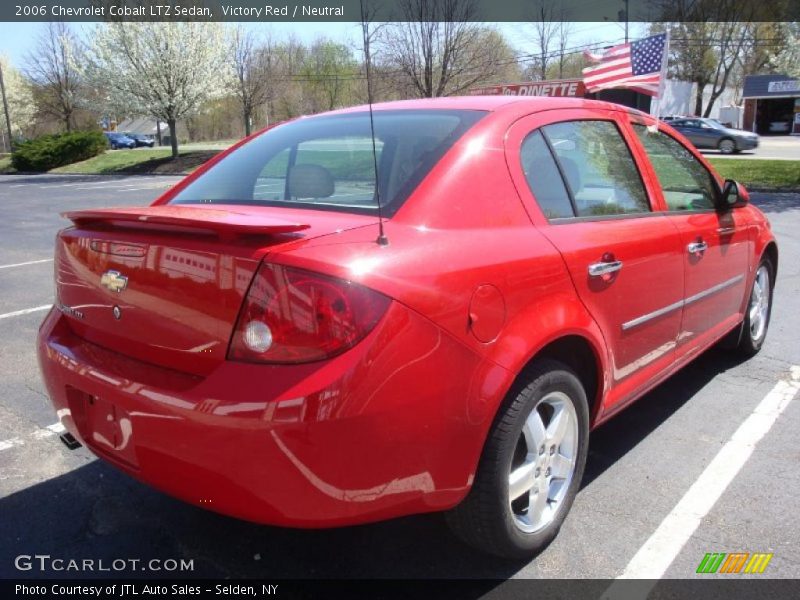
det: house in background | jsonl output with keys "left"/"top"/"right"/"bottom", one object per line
{"left": 116, "top": 117, "right": 161, "bottom": 137}
{"left": 112, "top": 117, "right": 193, "bottom": 145}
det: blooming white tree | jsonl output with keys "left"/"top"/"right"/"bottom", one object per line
{"left": 0, "top": 55, "right": 35, "bottom": 146}
{"left": 770, "top": 22, "right": 800, "bottom": 78}
{"left": 83, "top": 21, "right": 230, "bottom": 157}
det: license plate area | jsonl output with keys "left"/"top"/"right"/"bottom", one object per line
{"left": 66, "top": 386, "right": 139, "bottom": 468}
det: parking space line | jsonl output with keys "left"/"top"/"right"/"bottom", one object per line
{"left": 0, "top": 437, "right": 24, "bottom": 451}
{"left": 610, "top": 365, "right": 800, "bottom": 583}
{"left": 0, "top": 423, "right": 66, "bottom": 453}
{"left": 0, "top": 258, "right": 53, "bottom": 270}
{"left": 0, "top": 304, "right": 52, "bottom": 320}
{"left": 31, "top": 422, "right": 66, "bottom": 440}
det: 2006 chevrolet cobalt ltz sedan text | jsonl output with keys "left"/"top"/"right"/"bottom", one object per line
{"left": 37, "top": 96, "right": 777, "bottom": 558}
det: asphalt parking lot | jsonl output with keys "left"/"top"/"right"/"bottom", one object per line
{"left": 0, "top": 174, "right": 799, "bottom": 581}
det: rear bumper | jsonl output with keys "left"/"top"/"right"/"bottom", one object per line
{"left": 37, "top": 304, "right": 504, "bottom": 527}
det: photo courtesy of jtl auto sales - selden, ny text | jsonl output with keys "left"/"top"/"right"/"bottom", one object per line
{"left": 0, "top": 1, "right": 799, "bottom": 599}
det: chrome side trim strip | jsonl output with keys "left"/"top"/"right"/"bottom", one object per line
{"left": 683, "top": 274, "right": 744, "bottom": 307}
{"left": 622, "top": 299, "right": 684, "bottom": 331}
{"left": 621, "top": 274, "right": 744, "bottom": 331}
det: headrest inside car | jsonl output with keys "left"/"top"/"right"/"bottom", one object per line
{"left": 287, "top": 164, "right": 335, "bottom": 199}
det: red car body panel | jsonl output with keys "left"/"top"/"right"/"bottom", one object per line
{"left": 37, "top": 96, "right": 777, "bottom": 527}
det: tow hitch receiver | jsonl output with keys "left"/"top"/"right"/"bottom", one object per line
{"left": 59, "top": 432, "right": 82, "bottom": 450}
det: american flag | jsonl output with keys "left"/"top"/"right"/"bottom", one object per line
{"left": 582, "top": 33, "right": 667, "bottom": 97}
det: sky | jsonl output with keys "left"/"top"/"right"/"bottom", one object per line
{"left": 0, "top": 20, "right": 643, "bottom": 72}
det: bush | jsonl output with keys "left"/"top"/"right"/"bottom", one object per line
{"left": 11, "top": 130, "right": 108, "bottom": 172}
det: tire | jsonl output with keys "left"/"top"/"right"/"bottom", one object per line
{"left": 718, "top": 138, "right": 736, "bottom": 154}
{"left": 736, "top": 257, "right": 774, "bottom": 356}
{"left": 446, "top": 359, "right": 590, "bottom": 558}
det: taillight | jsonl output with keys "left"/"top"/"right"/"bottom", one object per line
{"left": 228, "top": 263, "right": 391, "bottom": 364}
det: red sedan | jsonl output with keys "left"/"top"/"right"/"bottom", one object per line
{"left": 38, "top": 96, "right": 776, "bottom": 558}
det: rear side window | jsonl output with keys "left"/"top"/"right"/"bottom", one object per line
{"left": 543, "top": 120, "right": 650, "bottom": 217}
{"left": 520, "top": 131, "right": 574, "bottom": 219}
{"left": 633, "top": 124, "right": 718, "bottom": 211}
{"left": 170, "top": 110, "right": 485, "bottom": 216}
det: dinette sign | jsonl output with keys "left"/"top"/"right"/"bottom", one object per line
{"left": 469, "top": 79, "right": 585, "bottom": 97}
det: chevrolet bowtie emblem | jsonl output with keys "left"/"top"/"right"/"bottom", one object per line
{"left": 100, "top": 270, "right": 128, "bottom": 293}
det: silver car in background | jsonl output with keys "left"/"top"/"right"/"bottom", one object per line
{"left": 669, "top": 117, "right": 759, "bottom": 154}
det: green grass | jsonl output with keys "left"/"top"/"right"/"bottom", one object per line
{"left": 50, "top": 148, "right": 219, "bottom": 175}
{"left": 52, "top": 148, "right": 177, "bottom": 174}
{"left": 0, "top": 155, "right": 13, "bottom": 173}
{"left": 707, "top": 159, "right": 800, "bottom": 191}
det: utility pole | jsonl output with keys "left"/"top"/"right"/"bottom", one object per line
{"left": 618, "top": 0, "right": 630, "bottom": 43}
{"left": 625, "top": 0, "right": 629, "bottom": 43}
{"left": 0, "top": 61, "right": 14, "bottom": 152}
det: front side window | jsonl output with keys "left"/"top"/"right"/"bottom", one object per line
{"left": 542, "top": 120, "right": 650, "bottom": 217}
{"left": 170, "top": 110, "right": 485, "bottom": 216}
{"left": 633, "top": 124, "right": 718, "bottom": 211}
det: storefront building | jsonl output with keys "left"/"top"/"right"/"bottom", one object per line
{"left": 742, "top": 74, "right": 800, "bottom": 135}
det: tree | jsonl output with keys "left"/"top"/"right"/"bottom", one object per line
{"left": 769, "top": 22, "right": 799, "bottom": 78}
{"left": 525, "top": 2, "right": 574, "bottom": 81}
{"left": 379, "top": 0, "right": 512, "bottom": 98}
{"left": 300, "top": 38, "right": 359, "bottom": 112}
{"left": 660, "top": 0, "right": 759, "bottom": 117}
{"left": 527, "top": 1, "right": 573, "bottom": 80}
{"left": 554, "top": 20, "right": 575, "bottom": 79}
{"left": 545, "top": 50, "right": 586, "bottom": 80}
{"left": 229, "top": 26, "right": 275, "bottom": 137}
{"left": 730, "top": 22, "right": 787, "bottom": 103}
{"left": 0, "top": 56, "right": 36, "bottom": 148}
{"left": 25, "top": 23, "right": 81, "bottom": 132}
{"left": 83, "top": 21, "right": 230, "bottom": 157}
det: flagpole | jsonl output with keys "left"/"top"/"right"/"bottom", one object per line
{"left": 649, "top": 30, "right": 671, "bottom": 132}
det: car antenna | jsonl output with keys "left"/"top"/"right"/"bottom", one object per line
{"left": 360, "top": 0, "right": 388, "bottom": 246}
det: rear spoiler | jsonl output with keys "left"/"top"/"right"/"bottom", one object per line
{"left": 62, "top": 205, "right": 311, "bottom": 237}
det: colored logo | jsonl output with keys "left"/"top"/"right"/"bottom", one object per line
{"left": 696, "top": 552, "right": 773, "bottom": 574}
{"left": 100, "top": 270, "right": 128, "bottom": 293}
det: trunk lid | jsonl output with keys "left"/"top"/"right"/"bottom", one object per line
{"left": 56, "top": 204, "right": 374, "bottom": 375}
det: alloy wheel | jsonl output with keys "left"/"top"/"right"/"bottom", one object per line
{"left": 508, "top": 391, "right": 578, "bottom": 533}
{"left": 749, "top": 265, "right": 770, "bottom": 343}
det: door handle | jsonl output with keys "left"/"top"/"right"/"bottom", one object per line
{"left": 687, "top": 241, "right": 708, "bottom": 254}
{"left": 588, "top": 260, "right": 623, "bottom": 277}
{"left": 716, "top": 227, "right": 736, "bottom": 235}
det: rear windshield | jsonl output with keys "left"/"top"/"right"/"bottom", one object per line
{"left": 169, "top": 110, "right": 485, "bottom": 216}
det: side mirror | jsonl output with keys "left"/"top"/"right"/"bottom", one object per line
{"left": 721, "top": 179, "right": 749, "bottom": 208}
